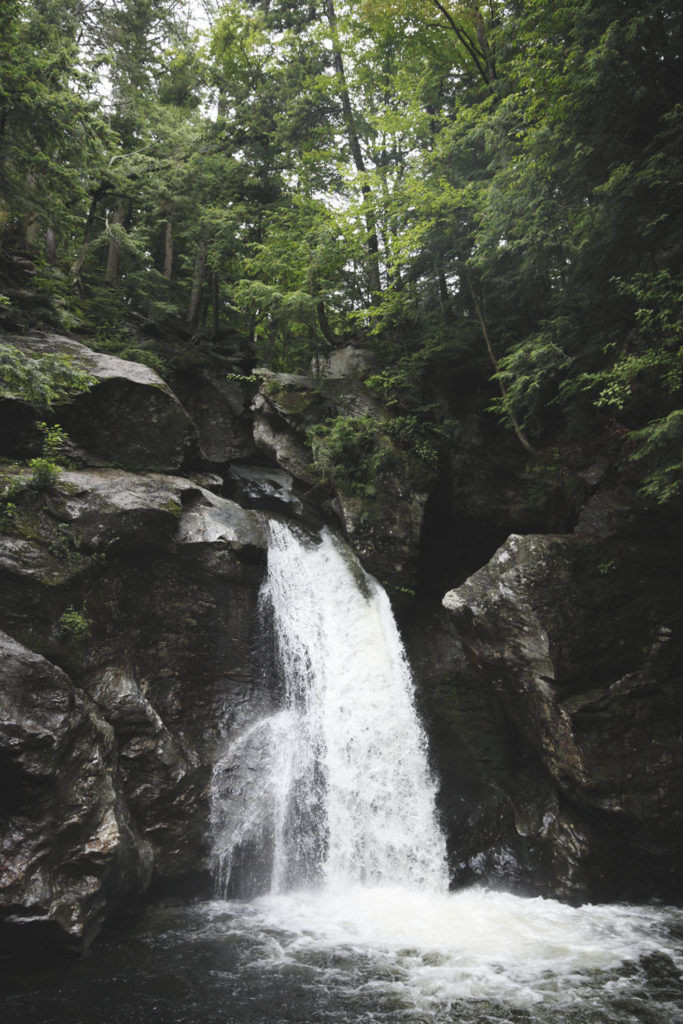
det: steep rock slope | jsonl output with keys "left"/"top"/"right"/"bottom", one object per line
{"left": 441, "top": 527, "right": 682, "bottom": 900}
{"left": 0, "top": 336, "right": 270, "bottom": 952}
{"left": 1, "top": 330, "right": 681, "bottom": 953}
{"left": 0, "top": 464, "right": 267, "bottom": 951}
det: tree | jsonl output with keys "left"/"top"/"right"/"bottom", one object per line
{"left": 0, "top": 0, "right": 108, "bottom": 264}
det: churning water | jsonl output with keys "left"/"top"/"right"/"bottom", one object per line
{"left": 202, "top": 521, "right": 683, "bottom": 1023}
{"left": 3, "top": 522, "right": 681, "bottom": 1023}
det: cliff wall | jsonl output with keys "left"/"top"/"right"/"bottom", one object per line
{"left": 0, "top": 332, "right": 680, "bottom": 954}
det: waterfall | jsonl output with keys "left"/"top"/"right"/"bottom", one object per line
{"left": 212, "top": 520, "right": 448, "bottom": 897}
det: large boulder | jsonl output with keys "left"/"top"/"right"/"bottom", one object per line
{"left": 0, "top": 632, "right": 152, "bottom": 954}
{"left": 442, "top": 531, "right": 683, "bottom": 900}
{"left": 331, "top": 485, "right": 431, "bottom": 592}
{"left": 172, "top": 364, "right": 255, "bottom": 464}
{"left": 2, "top": 333, "right": 198, "bottom": 472}
{"left": 251, "top": 371, "right": 339, "bottom": 485}
{"left": 310, "top": 344, "right": 374, "bottom": 379}
{"left": 0, "top": 466, "right": 269, "bottom": 952}
{"left": 403, "top": 604, "right": 586, "bottom": 899}
{"left": 57, "top": 468, "right": 267, "bottom": 556}
{"left": 224, "top": 463, "right": 330, "bottom": 530}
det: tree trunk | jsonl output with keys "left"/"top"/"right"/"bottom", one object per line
{"left": 24, "top": 214, "right": 40, "bottom": 250}
{"left": 438, "top": 271, "right": 449, "bottom": 309}
{"left": 309, "top": 268, "right": 339, "bottom": 348}
{"left": 466, "top": 273, "right": 536, "bottom": 457}
{"left": 470, "top": 4, "right": 497, "bottom": 84}
{"left": 211, "top": 270, "right": 219, "bottom": 339}
{"left": 163, "top": 216, "right": 173, "bottom": 279}
{"left": 324, "top": 0, "right": 382, "bottom": 302}
{"left": 187, "top": 229, "right": 208, "bottom": 328}
{"left": 429, "top": 1, "right": 496, "bottom": 89}
{"left": 23, "top": 171, "right": 40, "bottom": 250}
{"left": 105, "top": 197, "right": 125, "bottom": 286}
{"left": 83, "top": 192, "right": 99, "bottom": 246}
{"left": 45, "top": 226, "right": 57, "bottom": 263}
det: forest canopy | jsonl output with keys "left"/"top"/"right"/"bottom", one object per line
{"left": 1, "top": 0, "right": 681, "bottom": 501}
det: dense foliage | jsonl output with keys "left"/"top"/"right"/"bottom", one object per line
{"left": 0, "top": 0, "right": 681, "bottom": 500}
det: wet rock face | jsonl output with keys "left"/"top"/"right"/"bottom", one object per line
{"left": 0, "top": 632, "right": 152, "bottom": 954}
{"left": 332, "top": 486, "right": 430, "bottom": 592}
{"left": 441, "top": 531, "right": 683, "bottom": 901}
{"left": 1, "top": 324, "right": 681, "bottom": 952}
{"left": 404, "top": 604, "right": 600, "bottom": 903}
{"left": 0, "top": 468, "right": 268, "bottom": 953}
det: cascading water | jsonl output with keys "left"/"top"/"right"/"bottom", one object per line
{"left": 6, "top": 522, "right": 682, "bottom": 1023}
{"left": 212, "top": 520, "right": 448, "bottom": 897}
{"left": 199, "top": 520, "right": 683, "bottom": 1024}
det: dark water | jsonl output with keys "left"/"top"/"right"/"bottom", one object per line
{"left": 2, "top": 891, "right": 682, "bottom": 1024}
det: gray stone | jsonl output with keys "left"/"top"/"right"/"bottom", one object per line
{"left": 335, "top": 486, "right": 430, "bottom": 590}
{"left": 402, "top": 604, "right": 575, "bottom": 897}
{"left": 228, "top": 464, "right": 304, "bottom": 517}
{"left": 6, "top": 333, "right": 197, "bottom": 472}
{"left": 176, "top": 487, "right": 267, "bottom": 550}
{"left": 0, "top": 632, "right": 152, "bottom": 953}
{"left": 0, "top": 461, "right": 269, "bottom": 954}
{"left": 49, "top": 468, "right": 266, "bottom": 555}
{"left": 88, "top": 667, "right": 201, "bottom": 878}
{"left": 174, "top": 366, "right": 255, "bottom": 464}
{"left": 252, "top": 398, "right": 319, "bottom": 485}
{"left": 8, "top": 332, "right": 165, "bottom": 388}
{"left": 442, "top": 531, "right": 683, "bottom": 899}
{"left": 310, "top": 345, "right": 374, "bottom": 379}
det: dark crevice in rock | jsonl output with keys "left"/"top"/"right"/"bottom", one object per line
{"left": 417, "top": 470, "right": 509, "bottom": 596}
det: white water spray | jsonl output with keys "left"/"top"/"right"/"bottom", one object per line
{"left": 212, "top": 520, "right": 448, "bottom": 896}
{"left": 209, "top": 521, "right": 683, "bottom": 1020}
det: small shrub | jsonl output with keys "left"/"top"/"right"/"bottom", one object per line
{"left": 27, "top": 422, "right": 72, "bottom": 490}
{"left": 28, "top": 457, "right": 61, "bottom": 490}
{"left": 308, "top": 412, "right": 439, "bottom": 494}
{"left": 0, "top": 500, "right": 16, "bottom": 531}
{"left": 308, "top": 415, "right": 384, "bottom": 493}
{"left": 58, "top": 606, "right": 92, "bottom": 644}
{"left": 37, "top": 422, "right": 70, "bottom": 464}
{"left": 0, "top": 474, "right": 23, "bottom": 528}
{"left": 226, "top": 371, "right": 259, "bottom": 384}
{"left": 162, "top": 498, "right": 182, "bottom": 518}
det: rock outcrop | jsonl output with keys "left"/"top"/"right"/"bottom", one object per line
{"left": 440, "top": 528, "right": 682, "bottom": 901}
{"left": 310, "top": 344, "right": 373, "bottom": 379}
{"left": 173, "top": 364, "right": 255, "bottom": 465}
{"left": 1, "top": 325, "right": 681, "bottom": 954}
{"left": 0, "top": 463, "right": 267, "bottom": 952}
{"left": 251, "top": 369, "right": 434, "bottom": 588}
{"left": 3, "top": 333, "right": 197, "bottom": 471}
{"left": 0, "top": 632, "right": 152, "bottom": 954}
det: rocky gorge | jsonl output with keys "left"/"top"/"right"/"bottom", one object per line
{"left": 0, "top": 330, "right": 681, "bottom": 958}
